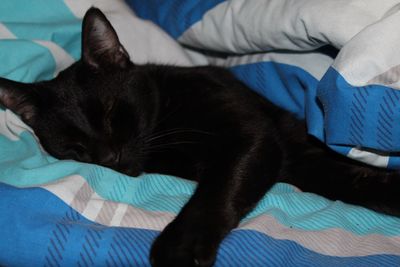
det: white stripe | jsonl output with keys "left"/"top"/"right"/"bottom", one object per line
{"left": 110, "top": 202, "right": 129, "bottom": 226}
{"left": 96, "top": 201, "right": 118, "bottom": 224}
{"left": 38, "top": 175, "right": 400, "bottom": 257}
{"left": 62, "top": 0, "right": 93, "bottom": 18}
{"left": 41, "top": 174, "right": 86, "bottom": 205}
{"left": 0, "top": 109, "right": 30, "bottom": 141}
{"left": 33, "top": 40, "right": 75, "bottom": 77}
{"left": 63, "top": 0, "right": 132, "bottom": 18}
{"left": 239, "top": 214, "right": 400, "bottom": 257}
{"left": 0, "top": 23, "right": 16, "bottom": 39}
{"left": 347, "top": 147, "right": 389, "bottom": 168}
{"left": 120, "top": 205, "right": 174, "bottom": 230}
{"left": 333, "top": 8, "right": 400, "bottom": 88}
{"left": 208, "top": 50, "right": 333, "bottom": 80}
{"left": 39, "top": 174, "right": 173, "bottom": 229}
{"left": 64, "top": 0, "right": 200, "bottom": 66}
{"left": 179, "top": 0, "right": 399, "bottom": 53}
{"left": 82, "top": 192, "right": 105, "bottom": 219}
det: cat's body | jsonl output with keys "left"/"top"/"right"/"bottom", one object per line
{"left": 0, "top": 8, "right": 399, "bottom": 267}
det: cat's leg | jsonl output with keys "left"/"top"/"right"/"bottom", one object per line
{"left": 150, "top": 139, "right": 280, "bottom": 267}
{"left": 288, "top": 154, "right": 400, "bottom": 217}
{"left": 344, "top": 171, "right": 400, "bottom": 217}
{"left": 323, "top": 167, "right": 400, "bottom": 217}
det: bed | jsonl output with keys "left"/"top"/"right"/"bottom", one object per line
{"left": 0, "top": 0, "right": 399, "bottom": 266}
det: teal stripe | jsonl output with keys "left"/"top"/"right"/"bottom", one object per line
{"left": 0, "top": 0, "right": 82, "bottom": 60}
{"left": 0, "top": 40, "right": 55, "bottom": 82}
{"left": 247, "top": 184, "right": 400, "bottom": 236}
{"left": 0, "top": 129, "right": 399, "bottom": 237}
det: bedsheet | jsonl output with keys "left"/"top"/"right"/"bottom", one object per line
{"left": 0, "top": 0, "right": 399, "bottom": 266}
{"left": 128, "top": 0, "right": 400, "bottom": 169}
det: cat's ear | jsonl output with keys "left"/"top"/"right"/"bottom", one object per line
{"left": 82, "top": 7, "right": 130, "bottom": 69}
{"left": 0, "top": 77, "right": 37, "bottom": 122}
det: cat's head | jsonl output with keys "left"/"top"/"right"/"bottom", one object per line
{"left": 0, "top": 8, "right": 160, "bottom": 176}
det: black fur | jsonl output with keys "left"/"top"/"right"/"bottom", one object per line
{"left": 0, "top": 8, "right": 399, "bottom": 267}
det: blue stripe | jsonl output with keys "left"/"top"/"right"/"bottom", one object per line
{"left": 230, "top": 62, "right": 318, "bottom": 119}
{"left": 317, "top": 67, "right": 400, "bottom": 157}
{"left": 126, "top": 0, "right": 226, "bottom": 38}
{"left": 0, "top": 182, "right": 399, "bottom": 267}
{"left": 0, "top": 130, "right": 400, "bottom": 236}
{"left": 229, "top": 61, "right": 326, "bottom": 146}
{"left": 217, "top": 229, "right": 400, "bottom": 267}
{"left": 0, "top": 183, "right": 156, "bottom": 267}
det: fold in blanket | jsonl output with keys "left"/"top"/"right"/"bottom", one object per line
{"left": 129, "top": 0, "right": 400, "bottom": 168}
{"left": 0, "top": 0, "right": 400, "bottom": 266}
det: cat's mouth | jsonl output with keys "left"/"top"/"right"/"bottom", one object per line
{"left": 106, "top": 162, "right": 143, "bottom": 178}
{"left": 118, "top": 167, "right": 143, "bottom": 177}
{"left": 93, "top": 148, "right": 144, "bottom": 177}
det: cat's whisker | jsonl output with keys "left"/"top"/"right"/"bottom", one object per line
{"left": 147, "top": 141, "right": 199, "bottom": 148}
{"left": 145, "top": 131, "right": 191, "bottom": 143}
{"left": 144, "top": 128, "right": 185, "bottom": 138}
{"left": 144, "top": 128, "right": 214, "bottom": 144}
{"left": 143, "top": 141, "right": 199, "bottom": 151}
{"left": 151, "top": 105, "right": 182, "bottom": 128}
{"left": 138, "top": 127, "right": 183, "bottom": 139}
{"left": 146, "top": 127, "right": 203, "bottom": 136}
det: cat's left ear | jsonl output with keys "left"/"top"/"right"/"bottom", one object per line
{"left": 0, "top": 77, "right": 37, "bottom": 123}
{"left": 82, "top": 7, "right": 130, "bottom": 70}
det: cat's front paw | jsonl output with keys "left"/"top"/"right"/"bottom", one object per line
{"left": 150, "top": 221, "right": 220, "bottom": 267}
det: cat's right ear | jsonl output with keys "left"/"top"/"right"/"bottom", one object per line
{"left": 81, "top": 7, "right": 130, "bottom": 70}
{"left": 0, "top": 77, "right": 37, "bottom": 123}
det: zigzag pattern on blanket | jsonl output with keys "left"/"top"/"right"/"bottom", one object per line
{"left": 1, "top": 0, "right": 400, "bottom": 266}
{"left": 1, "top": 181, "right": 400, "bottom": 267}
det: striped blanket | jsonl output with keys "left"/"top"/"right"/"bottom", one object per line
{"left": 0, "top": 0, "right": 399, "bottom": 266}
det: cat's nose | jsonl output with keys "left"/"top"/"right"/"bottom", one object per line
{"left": 99, "top": 150, "right": 121, "bottom": 167}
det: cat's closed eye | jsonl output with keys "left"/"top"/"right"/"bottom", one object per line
{"left": 60, "top": 143, "right": 90, "bottom": 162}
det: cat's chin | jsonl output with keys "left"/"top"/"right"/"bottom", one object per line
{"left": 115, "top": 166, "right": 143, "bottom": 178}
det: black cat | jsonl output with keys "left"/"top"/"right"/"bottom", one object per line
{"left": 0, "top": 8, "right": 399, "bottom": 267}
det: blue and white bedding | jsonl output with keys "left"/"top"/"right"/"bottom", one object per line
{"left": 0, "top": 0, "right": 400, "bottom": 266}
{"left": 129, "top": 0, "right": 400, "bottom": 169}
